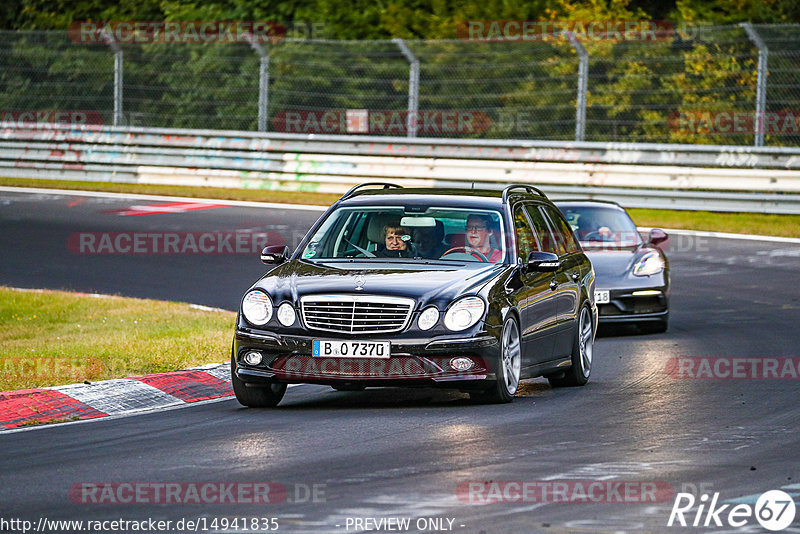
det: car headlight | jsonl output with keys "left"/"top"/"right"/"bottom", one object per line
{"left": 633, "top": 252, "right": 665, "bottom": 276}
{"left": 444, "top": 297, "right": 485, "bottom": 331}
{"left": 277, "top": 302, "right": 296, "bottom": 326}
{"left": 242, "top": 290, "right": 272, "bottom": 325}
{"left": 417, "top": 307, "right": 439, "bottom": 330}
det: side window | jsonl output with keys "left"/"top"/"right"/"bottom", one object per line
{"left": 542, "top": 206, "right": 581, "bottom": 255}
{"left": 524, "top": 205, "right": 557, "bottom": 254}
{"left": 513, "top": 206, "right": 538, "bottom": 261}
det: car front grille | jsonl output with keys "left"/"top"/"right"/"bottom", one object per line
{"left": 300, "top": 295, "right": 414, "bottom": 334}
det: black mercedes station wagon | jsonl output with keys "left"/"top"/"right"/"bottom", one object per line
{"left": 231, "top": 184, "right": 597, "bottom": 407}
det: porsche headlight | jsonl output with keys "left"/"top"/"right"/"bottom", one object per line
{"left": 242, "top": 290, "right": 273, "bottom": 325}
{"left": 444, "top": 297, "right": 485, "bottom": 331}
{"left": 417, "top": 307, "right": 439, "bottom": 331}
{"left": 633, "top": 252, "right": 665, "bottom": 276}
{"left": 277, "top": 302, "right": 296, "bottom": 326}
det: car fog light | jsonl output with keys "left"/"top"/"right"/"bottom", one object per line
{"left": 450, "top": 357, "right": 474, "bottom": 371}
{"left": 631, "top": 290, "right": 662, "bottom": 297}
{"left": 243, "top": 351, "right": 263, "bottom": 366}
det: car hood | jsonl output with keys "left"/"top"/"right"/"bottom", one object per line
{"left": 583, "top": 245, "right": 659, "bottom": 278}
{"left": 253, "top": 259, "right": 505, "bottom": 308}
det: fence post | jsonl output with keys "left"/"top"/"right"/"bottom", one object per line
{"left": 393, "top": 38, "right": 419, "bottom": 138}
{"left": 244, "top": 34, "right": 270, "bottom": 132}
{"left": 740, "top": 23, "right": 768, "bottom": 147}
{"left": 565, "top": 32, "right": 588, "bottom": 142}
{"left": 100, "top": 28, "right": 123, "bottom": 127}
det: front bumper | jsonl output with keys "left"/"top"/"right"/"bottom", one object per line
{"left": 233, "top": 327, "right": 501, "bottom": 388}
{"left": 596, "top": 287, "right": 668, "bottom": 323}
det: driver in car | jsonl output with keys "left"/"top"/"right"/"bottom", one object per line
{"left": 578, "top": 213, "right": 613, "bottom": 241}
{"left": 465, "top": 214, "right": 502, "bottom": 262}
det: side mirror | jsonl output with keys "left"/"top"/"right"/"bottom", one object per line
{"left": 647, "top": 228, "right": 669, "bottom": 248}
{"left": 526, "top": 251, "right": 561, "bottom": 272}
{"left": 260, "top": 245, "right": 289, "bottom": 265}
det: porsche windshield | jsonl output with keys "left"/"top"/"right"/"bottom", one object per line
{"left": 300, "top": 207, "right": 507, "bottom": 263}
{"left": 560, "top": 205, "right": 642, "bottom": 247}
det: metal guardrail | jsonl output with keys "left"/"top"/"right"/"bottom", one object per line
{"left": 2, "top": 124, "right": 800, "bottom": 214}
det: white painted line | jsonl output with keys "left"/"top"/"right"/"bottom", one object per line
{"left": 188, "top": 303, "right": 228, "bottom": 313}
{"left": 3, "top": 286, "right": 236, "bottom": 312}
{"left": 638, "top": 227, "right": 800, "bottom": 244}
{"left": 3, "top": 185, "right": 797, "bottom": 242}
{"left": 4, "top": 184, "right": 798, "bottom": 242}
{"left": 0, "top": 186, "right": 327, "bottom": 212}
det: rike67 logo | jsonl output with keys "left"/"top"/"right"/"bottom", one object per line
{"left": 668, "top": 490, "right": 796, "bottom": 531}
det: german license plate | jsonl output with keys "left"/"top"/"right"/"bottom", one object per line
{"left": 595, "top": 290, "right": 610, "bottom": 304}
{"left": 312, "top": 340, "right": 390, "bottom": 358}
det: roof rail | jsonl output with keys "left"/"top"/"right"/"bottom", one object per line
{"left": 550, "top": 198, "right": 623, "bottom": 208}
{"left": 339, "top": 182, "right": 403, "bottom": 202}
{"left": 501, "top": 184, "right": 547, "bottom": 203}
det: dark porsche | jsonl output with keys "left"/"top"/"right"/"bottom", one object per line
{"left": 555, "top": 200, "right": 670, "bottom": 333}
{"left": 231, "top": 184, "right": 598, "bottom": 407}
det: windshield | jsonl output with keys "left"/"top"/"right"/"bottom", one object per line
{"left": 558, "top": 205, "right": 642, "bottom": 247}
{"left": 300, "top": 206, "right": 507, "bottom": 263}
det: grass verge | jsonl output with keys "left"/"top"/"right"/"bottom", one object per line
{"left": 2, "top": 176, "right": 799, "bottom": 238}
{"left": 629, "top": 208, "right": 800, "bottom": 239}
{"left": 0, "top": 287, "right": 236, "bottom": 392}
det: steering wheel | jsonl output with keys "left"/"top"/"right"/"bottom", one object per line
{"left": 441, "top": 246, "right": 489, "bottom": 262}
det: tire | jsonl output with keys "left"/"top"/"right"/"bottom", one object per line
{"left": 470, "top": 317, "right": 521, "bottom": 404}
{"left": 231, "top": 354, "right": 287, "bottom": 407}
{"left": 549, "top": 305, "right": 593, "bottom": 388}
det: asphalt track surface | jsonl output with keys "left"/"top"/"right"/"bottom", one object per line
{"left": 1, "top": 188, "right": 799, "bottom": 533}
